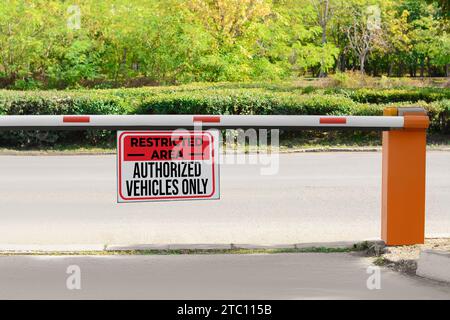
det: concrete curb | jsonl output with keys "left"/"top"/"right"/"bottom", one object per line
{"left": 0, "top": 244, "right": 105, "bottom": 252}
{"left": 102, "top": 240, "right": 385, "bottom": 251}
{"left": 416, "top": 249, "right": 450, "bottom": 283}
{"left": 0, "top": 240, "right": 382, "bottom": 253}
{"left": 105, "top": 244, "right": 232, "bottom": 251}
{"left": 0, "top": 240, "right": 385, "bottom": 253}
{"left": 0, "top": 240, "right": 384, "bottom": 253}
{"left": 105, "top": 242, "right": 357, "bottom": 251}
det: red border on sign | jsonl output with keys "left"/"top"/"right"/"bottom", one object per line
{"left": 118, "top": 131, "right": 217, "bottom": 201}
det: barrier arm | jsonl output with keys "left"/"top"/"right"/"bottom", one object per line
{"left": 0, "top": 114, "right": 404, "bottom": 130}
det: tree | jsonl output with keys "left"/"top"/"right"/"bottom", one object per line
{"left": 0, "top": 0, "right": 448, "bottom": 88}
{"left": 380, "top": 5, "right": 412, "bottom": 76}
{"left": 426, "top": 0, "right": 449, "bottom": 17}
{"left": 344, "top": 1, "right": 384, "bottom": 73}
{"left": 309, "top": 0, "right": 334, "bottom": 77}
{"left": 0, "top": 0, "right": 65, "bottom": 88}
{"left": 187, "top": 0, "right": 271, "bottom": 46}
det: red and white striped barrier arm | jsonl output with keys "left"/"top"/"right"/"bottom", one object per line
{"left": 0, "top": 115, "right": 404, "bottom": 130}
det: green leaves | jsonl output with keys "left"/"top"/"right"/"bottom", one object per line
{"left": 0, "top": 83, "right": 448, "bottom": 147}
{"left": 0, "top": 0, "right": 448, "bottom": 88}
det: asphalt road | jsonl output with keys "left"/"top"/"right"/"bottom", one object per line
{"left": 1, "top": 253, "right": 449, "bottom": 299}
{"left": 0, "top": 152, "right": 448, "bottom": 246}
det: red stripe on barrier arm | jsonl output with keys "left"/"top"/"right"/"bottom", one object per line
{"left": 63, "top": 116, "right": 90, "bottom": 123}
{"left": 319, "top": 117, "right": 347, "bottom": 124}
{"left": 193, "top": 116, "right": 221, "bottom": 123}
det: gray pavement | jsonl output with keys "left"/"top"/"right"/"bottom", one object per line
{"left": 0, "top": 152, "right": 448, "bottom": 246}
{"left": 0, "top": 253, "right": 449, "bottom": 299}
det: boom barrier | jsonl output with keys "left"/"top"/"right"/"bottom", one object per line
{"left": 0, "top": 114, "right": 407, "bottom": 130}
{"left": 0, "top": 107, "right": 430, "bottom": 245}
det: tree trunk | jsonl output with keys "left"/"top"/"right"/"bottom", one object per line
{"left": 318, "top": 25, "right": 328, "bottom": 78}
{"left": 336, "top": 53, "right": 341, "bottom": 71}
{"left": 318, "top": 0, "right": 329, "bottom": 78}
{"left": 388, "top": 61, "right": 394, "bottom": 77}
{"left": 420, "top": 59, "right": 425, "bottom": 78}
{"left": 411, "top": 58, "right": 417, "bottom": 77}
{"left": 321, "top": 24, "right": 327, "bottom": 44}
{"left": 427, "top": 56, "right": 432, "bottom": 77}
{"left": 360, "top": 54, "right": 366, "bottom": 74}
{"left": 338, "top": 53, "right": 346, "bottom": 72}
{"left": 398, "top": 62, "right": 404, "bottom": 77}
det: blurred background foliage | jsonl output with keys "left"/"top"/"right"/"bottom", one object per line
{"left": 0, "top": 0, "right": 448, "bottom": 90}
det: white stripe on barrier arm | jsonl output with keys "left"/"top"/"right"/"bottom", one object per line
{"left": 0, "top": 115, "right": 404, "bottom": 130}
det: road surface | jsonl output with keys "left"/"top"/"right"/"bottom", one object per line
{"left": 0, "top": 152, "right": 448, "bottom": 246}
{"left": 0, "top": 253, "right": 449, "bottom": 299}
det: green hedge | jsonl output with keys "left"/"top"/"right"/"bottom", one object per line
{"left": 0, "top": 91, "right": 128, "bottom": 147}
{"left": 338, "top": 88, "right": 450, "bottom": 104}
{"left": 0, "top": 84, "right": 448, "bottom": 147}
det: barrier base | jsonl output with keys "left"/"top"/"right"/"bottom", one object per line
{"left": 381, "top": 128, "right": 427, "bottom": 246}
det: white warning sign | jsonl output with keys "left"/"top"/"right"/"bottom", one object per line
{"left": 117, "top": 130, "right": 220, "bottom": 202}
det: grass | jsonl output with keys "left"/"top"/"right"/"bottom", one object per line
{"left": 373, "top": 256, "right": 387, "bottom": 266}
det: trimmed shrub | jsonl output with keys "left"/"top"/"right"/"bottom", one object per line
{"left": 0, "top": 84, "right": 448, "bottom": 147}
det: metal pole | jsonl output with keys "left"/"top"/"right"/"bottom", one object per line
{"left": 0, "top": 114, "right": 404, "bottom": 130}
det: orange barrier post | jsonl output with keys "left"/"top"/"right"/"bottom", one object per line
{"left": 381, "top": 107, "right": 429, "bottom": 245}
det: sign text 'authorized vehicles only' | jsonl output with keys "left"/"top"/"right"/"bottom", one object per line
{"left": 117, "top": 130, "right": 220, "bottom": 202}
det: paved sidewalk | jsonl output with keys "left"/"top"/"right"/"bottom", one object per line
{"left": 0, "top": 253, "right": 449, "bottom": 299}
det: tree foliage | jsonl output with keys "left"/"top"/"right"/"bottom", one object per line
{"left": 0, "top": 0, "right": 448, "bottom": 89}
